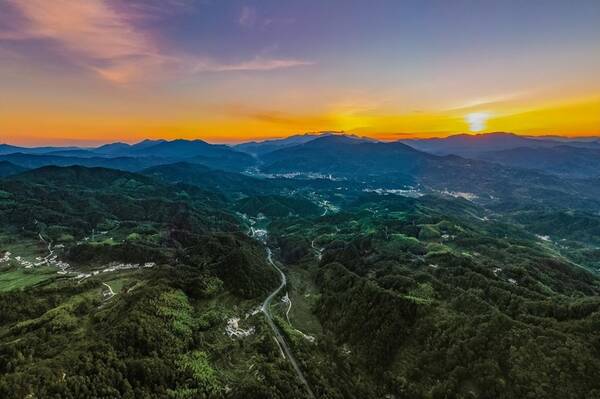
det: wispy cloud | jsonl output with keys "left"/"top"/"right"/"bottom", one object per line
{"left": 193, "top": 56, "right": 314, "bottom": 72}
{"left": 239, "top": 6, "right": 258, "bottom": 28}
{"left": 0, "top": 0, "right": 312, "bottom": 83}
{"left": 216, "top": 104, "right": 335, "bottom": 128}
{"left": 238, "top": 5, "right": 295, "bottom": 30}
{"left": 0, "top": 0, "right": 164, "bottom": 83}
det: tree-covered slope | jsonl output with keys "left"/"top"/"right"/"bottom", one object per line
{"left": 477, "top": 145, "right": 600, "bottom": 178}
{"left": 1, "top": 164, "right": 600, "bottom": 398}
{"left": 142, "top": 162, "right": 275, "bottom": 198}
{"left": 0, "top": 166, "right": 296, "bottom": 398}
{"left": 267, "top": 193, "right": 600, "bottom": 398}
{"left": 0, "top": 161, "right": 26, "bottom": 178}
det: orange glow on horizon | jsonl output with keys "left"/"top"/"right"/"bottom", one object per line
{"left": 1, "top": 96, "right": 598, "bottom": 146}
{"left": 1, "top": 1, "right": 599, "bottom": 147}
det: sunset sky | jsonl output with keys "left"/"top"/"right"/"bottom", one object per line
{"left": 0, "top": 0, "right": 599, "bottom": 146}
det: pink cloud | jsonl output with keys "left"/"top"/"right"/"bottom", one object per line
{"left": 2, "top": 0, "right": 162, "bottom": 82}
{"left": 0, "top": 0, "right": 313, "bottom": 83}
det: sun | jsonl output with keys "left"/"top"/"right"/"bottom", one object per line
{"left": 466, "top": 112, "right": 490, "bottom": 132}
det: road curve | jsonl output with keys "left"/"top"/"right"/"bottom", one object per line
{"left": 261, "top": 248, "right": 316, "bottom": 399}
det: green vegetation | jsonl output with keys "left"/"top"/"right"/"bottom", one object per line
{"left": 269, "top": 193, "right": 600, "bottom": 398}
{"left": 0, "top": 166, "right": 296, "bottom": 398}
{"left": 236, "top": 195, "right": 321, "bottom": 218}
{"left": 0, "top": 267, "right": 55, "bottom": 291}
{"left": 1, "top": 164, "right": 599, "bottom": 398}
{"left": 173, "top": 351, "right": 221, "bottom": 396}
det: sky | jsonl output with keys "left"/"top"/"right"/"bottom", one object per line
{"left": 0, "top": 0, "right": 599, "bottom": 146}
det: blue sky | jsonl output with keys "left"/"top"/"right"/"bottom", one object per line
{"left": 0, "top": 0, "right": 599, "bottom": 144}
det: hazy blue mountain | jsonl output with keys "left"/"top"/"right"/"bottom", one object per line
{"left": 533, "top": 135, "right": 600, "bottom": 145}
{"left": 0, "top": 139, "right": 256, "bottom": 172}
{"left": 234, "top": 131, "right": 339, "bottom": 156}
{"left": 0, "top": 153, "right": 165, "bottom": 171}
{"left": 258, "top": 135, "right": 600, "bottom": 211}
{"left": 93, "top": 142, "right": 132, "bottom": 155}
{"left": 3, "top": 133, "right": 600, "bottom": 207}
{"left": 477, "top": 145, "right": 600, "bottom": 178}
{"left": 0, "top": 160, "right": 27, "bottom": 177}
{"left": 261, "top": 135, "right": 432, "bottom": 178}
{"left": 44, "top": 149, "right": 103, "bottom": 158}
{"left": 92, "top": 140, "right": 167, "bottom": 156}
{"left": 400, "top": 132, "right": 599, "bottom": 157}
{"left": 95, "top": 139, "right": 257, "bottom": 171}
{"left": 129, "top": 139, "right": 235, "bottom": 158}
{"left": 0, "top": 144, "right": 82, "bottom": 155}
{"left": 130, "top": 139, "right": 168, "bottom": 150}
{"left": 234, "top": 132, "right": 377, "bottom": 156}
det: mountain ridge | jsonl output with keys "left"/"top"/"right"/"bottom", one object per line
{"left": 400, "top": 132, "right": 600, "bottom": 156}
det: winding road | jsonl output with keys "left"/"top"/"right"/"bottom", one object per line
{"left": 102, "top": 282, "right": 115, "bottom": 298}
{"left": 311, "top": 239, "right": 324, "bottom": 261}
{"left": 261, "top": 247, "right": 316, "bottom": 399}
{"left": 39, "top": 233, "right": 54, "bottom": 263}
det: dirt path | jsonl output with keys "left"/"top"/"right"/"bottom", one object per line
{"left": 102, "top": 282, "right": 115, "bottom": 299}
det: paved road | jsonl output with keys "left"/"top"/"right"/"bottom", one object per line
{"left": 261, "top": 248, "right": 316, "bottom": 399}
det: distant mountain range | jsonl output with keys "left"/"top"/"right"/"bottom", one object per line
{"left": 0, "top": 144, "right": 83, "bottom": 155}
{"left": 1, "top": 131, "right": 599, "bottom": 186}
{"left": 400, "top": 132, "right": 600, "bottom": 178}
{"left": 234, "top": 131, "right": 374, "bottom": 156}
{"left": 0, "top": 138, "right": 255, "bottom": 173}
{"left": 478, "top": 145, "right": 600, "bottom": 178}
{"left": 260, "top": 135, "right": 426, "bottom": 180}
{"left": 0, "top": 153, "right": 162, "bottom": 171}
{"left": 400, "top": 132, "right": 600, "bottom": 157}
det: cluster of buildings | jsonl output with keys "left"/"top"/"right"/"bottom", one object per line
{"left": 0, "top": 251, "right": 69, "bottom": 270}
{"left": 67, "top": 262, "right": 157, "bottom": 280}
{"left": 1, "top": 246, "right": 156, "bottom": 282}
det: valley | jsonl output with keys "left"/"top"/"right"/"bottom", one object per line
{"left": 0, "top": 134, "right": 599, "bottom": 398}
{"left": 2, "top": 1, "right": 598, "bottom": 396}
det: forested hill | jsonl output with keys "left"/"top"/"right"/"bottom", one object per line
{"left": 268, "top": 193, "right": 600, "bottom": 398}
{"left": 2, "top": 136, "right": 600, "bottom": 214}
{"left": 0, "top": 161, "right": 26, "bottom": 178}
{"left": 0, "top": 165, "right": 293, "bottom": 397}
{"left": 0, "top": 164, "right": 599, "bottom": 398}
{"left": 10, "top": 165, "right": 157, "bottom": 188}
{"left": 141, "top": 162, "right": 276, "bottom": 198}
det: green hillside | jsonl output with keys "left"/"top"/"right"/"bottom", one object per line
{"left": 0, "top": 165, "right": 599, "bottom": 398}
